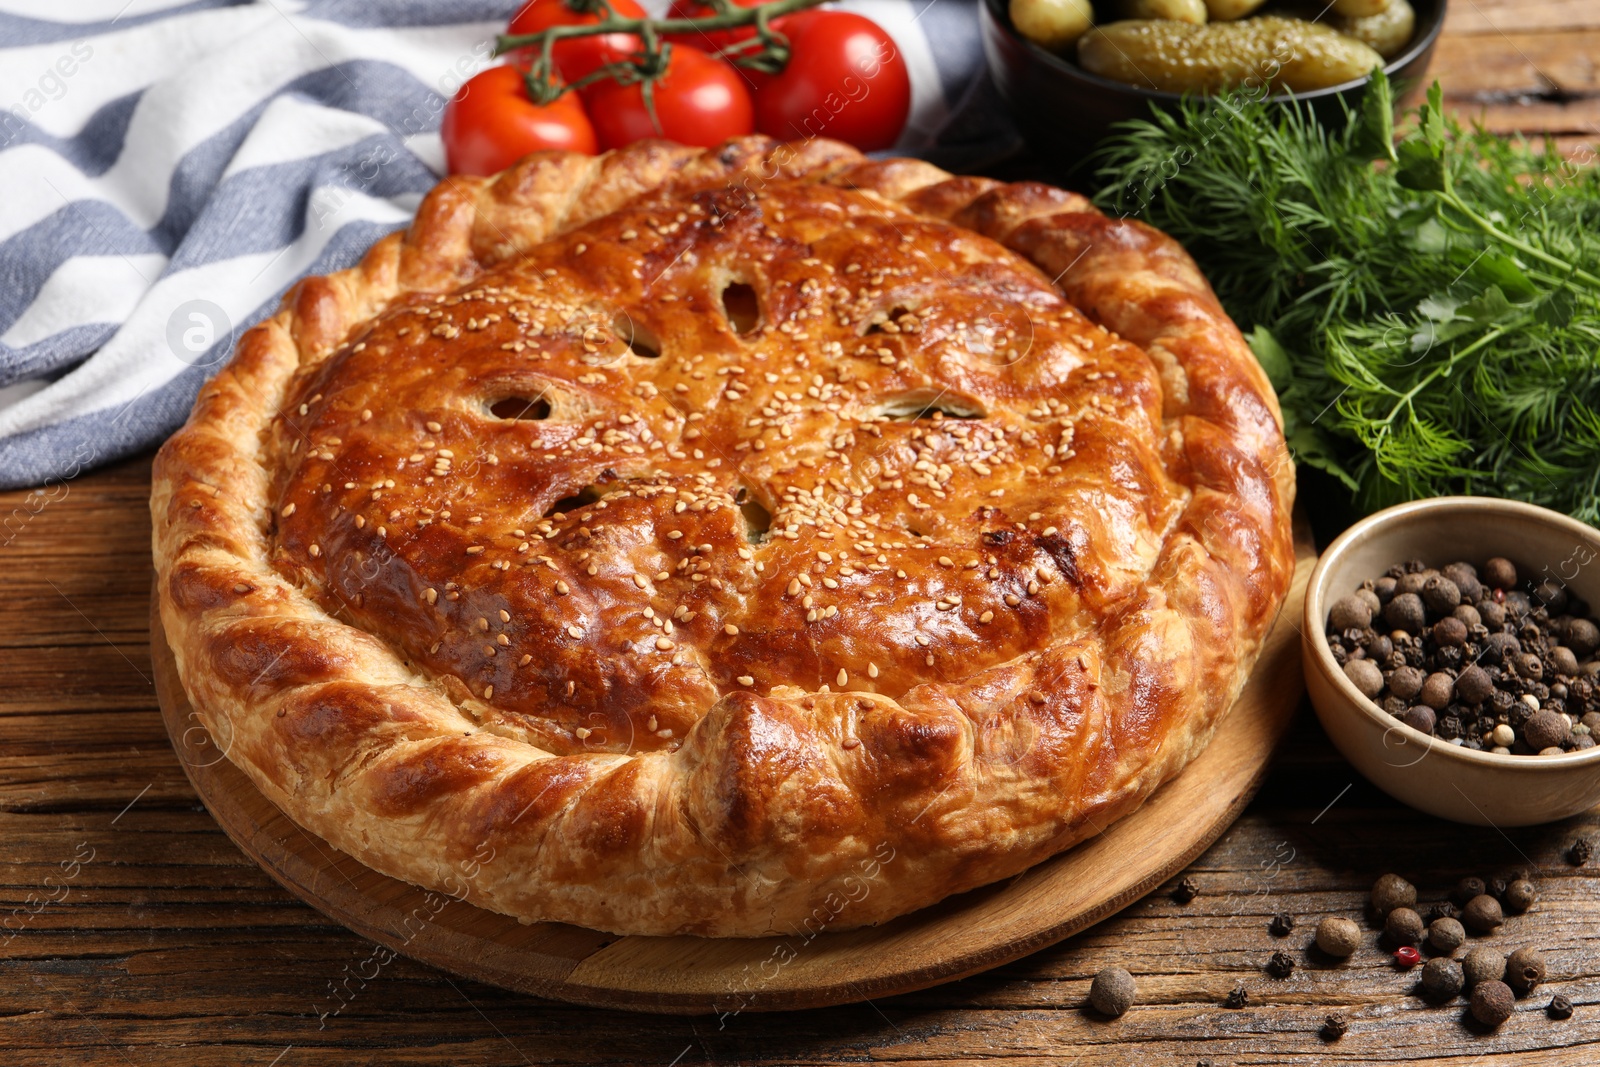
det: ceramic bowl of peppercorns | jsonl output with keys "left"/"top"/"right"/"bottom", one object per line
{"left": 1304, "top": 496, "right": 1600, "bottom": 826}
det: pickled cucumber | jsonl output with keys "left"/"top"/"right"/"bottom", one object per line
{"left": 1203, "top": 0, "right": 1269, "bottom": 20}
{"left": 1010, "top": 0, "right": 1094, "bottom": 51}
{"left": 1334, "top": 0, "right": 1415, "bottom": 58}
{"left": 1077, "top": 16, "right": 1386, "bottom": 94}
{"left": 1126, "top": 0, "right": 1208, "bottom": 24}
{"left": 1331, "top": 0, "right": 1391, "bottom": 16}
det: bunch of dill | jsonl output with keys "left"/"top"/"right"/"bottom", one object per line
{"left": 1093, "top": 72, "right": 1600, "bottom": 525}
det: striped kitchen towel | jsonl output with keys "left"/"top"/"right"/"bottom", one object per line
{"left": 0, "top": 0, "right": 1014, "bottom": 491}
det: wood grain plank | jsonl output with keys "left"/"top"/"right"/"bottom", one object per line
{"left": 1444, "top": 0, "right": 1600, "bottom": 36}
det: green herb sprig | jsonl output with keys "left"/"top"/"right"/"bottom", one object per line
{"left": 1094, "top": 72, "right": 1600, "bottom": 525}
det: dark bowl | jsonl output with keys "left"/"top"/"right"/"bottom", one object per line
{"left": 980, "top": 0, "right": 1447, "bottom": 169}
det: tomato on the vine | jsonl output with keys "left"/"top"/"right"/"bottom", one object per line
{"left": 584, "top": 45, "right": 754, "bottom": 151}
{"left": 664, "top": 0, "right": 765, "bottom": 57}
{"left": 508, "top": 0, "right": 648, "bottom": 84}
{"left": 750, "top": 11, "right": 908, "bottom": 151}
{"left": 442, "top": 65, "right": 597, "bottom": 175}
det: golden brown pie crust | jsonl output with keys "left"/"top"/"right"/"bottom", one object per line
{"left": 151, "top": 136, "right": 1295, "bottom": 937}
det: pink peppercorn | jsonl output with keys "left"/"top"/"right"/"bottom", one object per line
{"left": 1395, "top": 946, "right": 1422, "bottom": 968}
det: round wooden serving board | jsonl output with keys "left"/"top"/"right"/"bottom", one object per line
{"left": 153, "top": 524, "right": 1313, "bottom": 1015}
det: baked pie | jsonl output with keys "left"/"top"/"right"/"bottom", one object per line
{"left": 152, "top": 136, "right": 1295, "bottom": 937}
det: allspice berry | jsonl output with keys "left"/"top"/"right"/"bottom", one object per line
{"left": 1463, "top": 894, "right": 1504, "bottom": 933}
{"left": 1422, "top": 575, "right": 1462, "bottom": 615}
{"left": 1524, "top": 709, "right": 1571, "bottom": 751}
{"left": 1089, "top": 966, "right": 1136, "bottom": 1017}
{"left": 1431, "top": 616, "right": 1468, "bottom": 648}
{"left": 1388, "top": 665, "right": 1426, "bottom": 700}
{"left": 1371, "top": 872, "right": 1417, "bottom": 915}
{"left": 1317, "top": 916, "right": 1362, "bottom": 958}
{"left": 1505, "top": 947, "right": 1547, "bottom": 995}
{"left": 1344, "top": 658, "right": 1384, "bottom": 700}
{"left": 1428, "top": 916, "right": 1466, "bottom": 954}
{"left": 1483, "top": 557, "right": 1518, "bottom": 590}
{"left": 1470, "top": 980, "right": 1515, "bottom": 1027}
{"left": 1384, "top": 592, "right": 1427, "bottom": 634}
{"left": 1503, "top": 879, "right": 1537, "bottom": 914}
{"left": 1328, "top": 594, "right": 1373, "bottom": 631}
{"left": 1419, "top": 957, "right": 1464, "bottom": 1002}
{"left": 1454, "top": 665, "right": 1494, "bottom": 705}
{"left": 1442, "top": 561, "right": 1482, "bottom": 602}
{"left": 1419, "top": 672, "right": 1455, "bottom": 710}
{"left": 1453, "top": 876, "right": 1487, "bottom": 905}
{"left": 1384, "top": 907, "right": 1424, "bottom": 946}
{"left": 1463, "top": 947, "right": 1506, "bottom": 988}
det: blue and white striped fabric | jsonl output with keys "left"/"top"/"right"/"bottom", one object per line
{"left": 0, "top": 0, "right": 1010, "bottom": 490}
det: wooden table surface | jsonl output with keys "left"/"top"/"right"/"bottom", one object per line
{"left": 4, "top": 3, "right": 1598, "bottom": 1063}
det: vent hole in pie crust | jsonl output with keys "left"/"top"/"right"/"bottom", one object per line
{"left": 872, "top": 391, "right": 985, "bottom": 421}
{"left": 613, "top": 313, "right": 662, "bottom": 359}
{"left": 733, "top": 484, "right": 771, "bottom": 543}
{"left": 544, "top": 483, "right": 602, "bottom": 519}
{"left": 489, "top": 395, "right": 552, "bottom": 421}
{"left": 720, "top": 282, "right": 760, "bottom": 334}
{"left": 864, "top": 306, "right": 913, "bottom": 335}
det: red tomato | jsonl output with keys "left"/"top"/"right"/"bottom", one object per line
{"left": 664, "top": 0, "right": 764, "bottom": 57}
{"left": 441, "top": 65, "right": 597, "bottom": 176}
{"left": 751, "top": 11, "right": 908, "bottom": 151}
{"left": 508, "top": 0, "right": 647, "bottom": 84}
{"left": 584, "top": 45, "right": 754, "bottom": 150}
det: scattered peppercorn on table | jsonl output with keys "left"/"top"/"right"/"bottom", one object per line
{"left": 3, "top": 3, "right": 1598, "bottom": 1060}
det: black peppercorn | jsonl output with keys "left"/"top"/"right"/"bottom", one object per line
{"left": 1567, "top": 618, "right": 1599, "bottom": 656}
{"left": 1549, "top": 994, "right": 1574, "bottom": 1020}
{"left": 1487, "top": 876, "right": 1509, "bottom": 902}
{"left": 1269, "top": 913, "right": 1294, "bottom": 937}
{"left": 1266, "top": 950, "right": 1295, "bottom": 978}
{"left": 1171, "top": 876, "right": 1199, "bottom": 904}
{"left": 1438, "top": 715, "right": 1464, "bottom": 739}
{"left": 1224, "top": 983, "right": 1248, "bottom": 1009}
{"left": 1505, "top": 947, "right": 1547, "bottom": 995}
{"left": 1426, "top": 901, "right": 1459, "bottom": 924}
{"left": 1471, "top": 980, "right": 1515, "bottom": 1027}
{"left": 1463, "top": 894, "right": 1504, "bottom": 933}
{"left": 1320, "top": 1013, "right": 1348, "bottom": 1041}
{"left": 1571, "top": 837, "right": 1593, "bottom": 866}
{"left": 1419, "top": 957, "right": 1464, "bottom": 1002}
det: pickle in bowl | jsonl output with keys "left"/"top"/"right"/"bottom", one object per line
{"left": 1334, "top": 0, "right": 1416, "bottom": 59}
{"left": 1125, "top": 0, "right": 1209, "bottom": 24}
{"left": 1077, "top": 16, "right": 1386, "bottom": 94}
{"left": 1010, "top": 0, "right": 1094, "bottom": 50}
